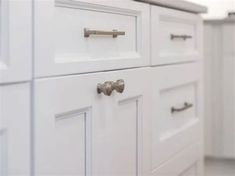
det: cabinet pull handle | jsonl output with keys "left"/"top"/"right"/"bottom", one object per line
{"left": 170, "top": 34, "right": 192, "bottom": 40}
{"left": 84, "top": 28, "right": 125, "bottom": 38}
{"left": 97, "top": 79, "right": 125, "bottom": 96}
{"left": 171, "top": 102, "right": 193, "bottom": 113}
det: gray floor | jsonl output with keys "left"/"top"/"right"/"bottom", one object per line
{"left": 205, "top": 158, "right": 235, "bottom": 176}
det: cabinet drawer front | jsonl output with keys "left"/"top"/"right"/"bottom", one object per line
{"left": 34, "top": 68, "right": 150, "bottom": 176}
{"left": 152, "top": 143, "right": 202, "bottom": 176}
{"left": 151, "top": 6, "right": 202, "bottom": 65}
{"left": 34, "top": 0, "right": 150, "bottom": 77}
{"left": 160, "top": 83, "right": 196, "bottom": 138}
{"left": 151, "top": 63, "right": 203, "bottom": 170}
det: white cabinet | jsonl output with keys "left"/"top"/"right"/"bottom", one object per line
{"left": 34, "top": 68, "right": 151, "bottom": 176}
{"left": 151, "top": 6, "right": 203, "bottom": 65}
{"left": 34, "top": 0, "right": 150, "bottom": 77}
{"left": 0, "top": 83, "right": 31, "bottom": 176}
{"left": 151, "top": 63, "right": 203, "bottom": 171}
{"left": 0, "top": 0, "right": 31, "bottom": 83}
{"left": 204, "top": 19, "right": 235, "bottom": 158}
{"left": 32, "top": 1, "right": 204, "bottom": 176}
{"left": 152, "top": 143, "right": 203, "bottom": 176}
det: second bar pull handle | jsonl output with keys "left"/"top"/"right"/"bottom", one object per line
{"left": 170, "top": 34, "right": 193, "bottom": 40}
{"left": 171, "top": 102, "right": 193, "bottom": 113}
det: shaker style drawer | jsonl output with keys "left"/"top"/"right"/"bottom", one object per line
{"left": 151, "top": 63, "right": 203, "bottom": 170}
{"left": 34, "top": 68, "right": 151, "bottom": 176}
{"left": 152, "top": 143, "right": 202, "bottom": 176}
{"left": 151, "top": 6, "right": 202, "bottom": 65}
{"left": 34, "top": 0, "right": 150, "bottom": 77}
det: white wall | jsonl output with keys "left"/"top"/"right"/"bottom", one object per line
{"left": 187, "top": 0, "right": 235, "bottom": 19}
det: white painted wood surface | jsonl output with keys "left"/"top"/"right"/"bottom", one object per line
{"left": 0, "top": 0, "right": 31, "bottom": 83}
{"left": 0, "top": 83, "right": 31, "bottom": 176}
{"left": 152, "top": 143, "right": 203, "bottom": 176}
{"left": 0, "top": 1, "right": 205, "bottom": 176}
{"left": 151, "top": 6, "right": 203, "bottom": 65}
{"left": 151, "top": 63, "right": 204, "bottom": 171}
{"left": 204, "top": 20, "right": 235, "bottom": 158}
{"left": 34, "top": 68, "right": 151, "bottom": 176}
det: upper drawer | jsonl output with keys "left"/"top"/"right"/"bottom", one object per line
{"left": 34, "top": 0, "right": 150, "bottom": 78}
{"left": 151, "top": 6, "right": 203, "bottom": 65}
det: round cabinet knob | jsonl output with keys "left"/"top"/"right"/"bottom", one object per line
{"left": 97, "top": 81, "right": 114, "bottom": 96}
{"left": 97, "top": 79, "right": 125, "bottom": 96}
{"left": 113, "top": 79, "right": 125, "bottom": 93}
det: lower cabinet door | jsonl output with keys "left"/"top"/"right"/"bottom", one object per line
{"left": 151, "top": 63, "right": 203, "bottom": 170}
{"left": 152, "top": 143, "right": 203, "bottom": 176}
{"left": 0, "top": 83, "right": 31, "bottom": 176}
{"left": 34, "top": 68, "right": 151, "bottom": 176}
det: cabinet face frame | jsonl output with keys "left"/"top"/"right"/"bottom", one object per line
{"left": 34, "top": 0, "right": 150, "bottom": 78}
{"left": 0, "top": 0, "right": 31, "bottom": 83}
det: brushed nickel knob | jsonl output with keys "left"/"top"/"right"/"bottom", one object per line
{"left": 97, "top": 81, "right": 114, "bottom": 96}
{"left": 113, "top": 79, "right": 125, "bottom": 93}
{"left": 97, "top": 79, "right": 125, "bottom": 96}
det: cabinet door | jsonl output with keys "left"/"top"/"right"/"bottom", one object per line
{"left": 151, "top": 63, "right": 203, "bottom": 171}
{"left": 0, "top": 0, "right": 31, "bottom": 83}
{"left": 0, "top": 83, "right": 31, "bottom": 176}
{"left": 34, "top": 68, "right": 151, "bottom": 176}
{"left": 34, "top": 0, "right": 150, "bottom": 77}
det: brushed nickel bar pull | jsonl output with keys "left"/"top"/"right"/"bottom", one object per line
{"left": 171, "top": 34, "right": 193, "bottom": 40}
{"left": 171, "top": 102, "right": 193, "bottom": 113}
{"left": 84, "top": 28, "right": 125, "bottom": 38}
